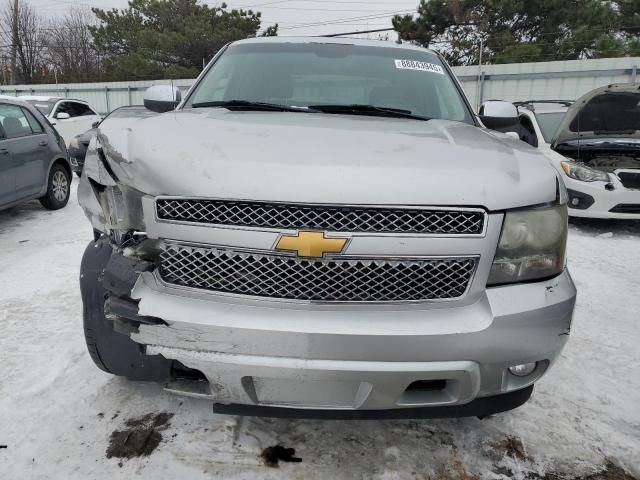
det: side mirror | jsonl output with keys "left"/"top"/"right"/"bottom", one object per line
{"left": 91, "top": 121, "right": 100, "bottom": 129}
{"left": 56, "top": 112, "right": 71, "bottom": 120}
{"left": 144, "top": 85, "right": 182, "bottom": 113}
{"left": 479, "top": 101, "right": 519, "bottom": 130}
{"left": 504, "top": 131, "right": 520, "bottom": 140}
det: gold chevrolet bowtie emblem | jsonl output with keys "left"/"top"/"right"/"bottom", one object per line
{"left": 275, "top": 231, "right": 348, "bottom": 258}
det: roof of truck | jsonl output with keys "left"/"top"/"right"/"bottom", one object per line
{"left": 232, "top": 36, "right": 438, "bottom": 55}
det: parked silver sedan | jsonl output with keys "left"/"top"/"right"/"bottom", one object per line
{"left": 78, "top": 37, "right": 576, "bottom": 419}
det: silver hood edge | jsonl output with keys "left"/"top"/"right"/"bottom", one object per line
{"left": 88, "top": 109, "right": 558, "bottom": 211}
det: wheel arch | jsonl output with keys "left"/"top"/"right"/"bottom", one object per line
{"left": 48, "top": 156, "right": 72, "bottom": 181}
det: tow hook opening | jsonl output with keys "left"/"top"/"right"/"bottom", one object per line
{"left": 398, "top": 379, "right": 455, "bottom": 406}
{"left": 164, "top": 364, "right": 212, "bottom": 399}
{"left": 405, "top": 379, "right": 447, "bottom": 392}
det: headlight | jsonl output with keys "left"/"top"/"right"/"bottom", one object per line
{"left": 561, "top": 161, "right": 609, "bottom": 182}
{"left": 105, "top": 186, "right": 125, "bottom": 227}
{"left": 98, "top": 185, "right": 145, "bottom": 235}
{"left": 488, "top": 204, "right": 568, "bottom": 285}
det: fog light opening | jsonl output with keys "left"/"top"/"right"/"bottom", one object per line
{"left": 508, "top": 362, "right": 537, "bottom": 377}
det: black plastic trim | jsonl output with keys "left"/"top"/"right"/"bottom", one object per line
{"left": 567, "top": 189, "right": 595, "bottom": 210}
{"left": 212, "top": 385, "right": 533, "bottom": 420}
{"left": 104, "top": 295, "right": 166, "bottom": 326}
{"left": 486, "top": 270, "right": 565, "bottom": 289}
{"left": 609, "top": 203, "right": 640, "bottom": 214}
{"left": 101, "top": 253, "right": 154, "bottom": 297}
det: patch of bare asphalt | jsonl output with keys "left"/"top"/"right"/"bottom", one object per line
{"left": 106, "top": 412, "right": 174, "bottom": 460}
{"left": 485, "top": 435, "right": 637, "bottom": 480}
{"left": 541, "top": 461, "right": 638, "bottom": 480}
{"left": 260, "top": 445, "right": 302, "bottom": 468}
{"left": 493, "top": 435, "right": 531, "bottom": 462}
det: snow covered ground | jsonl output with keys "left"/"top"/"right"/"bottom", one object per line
{"left": 1, "top": 185, "right": 639, "bottom": 479}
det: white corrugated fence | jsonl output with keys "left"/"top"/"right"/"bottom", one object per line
{"left": 0, "top": 57, "right": 638, "bottom": 114}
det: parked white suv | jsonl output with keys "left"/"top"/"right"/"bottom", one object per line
{"left": 20, "top": 96, "right": 102, "bottom": 145}
{"left": 78, "top": 37, "right": 576, "bottom": 419}
{"left": 514, "top": 91, "right": 640, "bottom": 219}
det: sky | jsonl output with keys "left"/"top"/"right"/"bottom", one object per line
{"left": 28, "top": 0, "right": 420, "bottom": 37}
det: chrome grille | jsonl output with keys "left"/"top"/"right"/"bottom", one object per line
{"left": 155, "top": 199, "right": 485, "bottom": 235}
{"left": 159, "top": 244, "right": 477, "bottom": 302}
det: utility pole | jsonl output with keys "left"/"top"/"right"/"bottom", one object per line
{"left": 476, "top": 38, "right": 483, "bottom": 111}
{"left": 10, "top": 0, "right": 18, "bottom": 85}
{"left": 1, "top": 54, "right": 7, "bottom": 85}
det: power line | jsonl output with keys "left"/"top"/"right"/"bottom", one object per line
{"left": 322, "top": 27, "right": 395, "bottom": 37}
{"left": 278, "top": 9, "right": 415, "bottom": 30}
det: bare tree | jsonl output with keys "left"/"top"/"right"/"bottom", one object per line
{"left": 2, "top": 0, "right": 47, "bottom": 84}
{"left": 47, "top": 8, "right": 100, "bottom": 83}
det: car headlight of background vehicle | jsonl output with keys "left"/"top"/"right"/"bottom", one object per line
{"left": 561, "top": 161, "right": 609, "bottom": 182}
{"left": 488, "top": 204, "right": 568, "bottom": 285}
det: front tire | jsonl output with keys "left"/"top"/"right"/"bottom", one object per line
{"left": 39, "top": 164, "right": 70, "bottom": 210}
{"left": 80, "top": 239, "right": 172, "bottom": 381}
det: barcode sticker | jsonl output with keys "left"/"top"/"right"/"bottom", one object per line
{"left": 394, "top": 59, "right": 444, "bottom": 75}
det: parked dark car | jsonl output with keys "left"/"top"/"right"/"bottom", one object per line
{"left": 0, "top": 96, "right": 71, "bottom": 211}
{"left": 68, "top": 106, "right": 156, "bottom": 176}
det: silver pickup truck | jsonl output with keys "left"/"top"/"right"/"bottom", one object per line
{"left": 78, "top": 37, "right": 576, "bottom": 419}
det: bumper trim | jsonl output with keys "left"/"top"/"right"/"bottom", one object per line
{"left": 211, "top": 385, "right": 533, "bottom": 419}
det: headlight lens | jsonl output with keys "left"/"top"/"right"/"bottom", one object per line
{"left": 97, "top": 185, "right": 145, "bottom": 234}
{"left": 561, "top": 161, "right": 609, "bottom": 182}
{"left": 105, "top": 186, "right": 125, "bottom": 227}
{"left": 488, "top": 204, "right": 568, "bottom": 285}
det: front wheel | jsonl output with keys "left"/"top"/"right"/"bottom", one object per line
{"left": 39, "top": 164, "right": 71, "bottom": 210}
{"left": 80, "top": 239, "right": 173, "bottom": 381}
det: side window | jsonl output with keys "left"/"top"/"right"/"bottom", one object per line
{"left": 54, "top": 101, "right": 72, "bottom": 118}
{"left": 0, "top": 103, "right": 36, "bottom": 138}
{"left": 78, "top": 104, "right": 97, "bottom": 116}
{"left": 69, "top": 102, "right": 94, "bottom": 117}
{"left": 518, "top": 115, "right": 539, "bottom": 148}
{"left": 22, "top": 108, "right": 44, "bottom": 134}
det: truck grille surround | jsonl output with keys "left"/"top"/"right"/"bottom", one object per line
{"left": 159, "top": 244, "right": 478, "bottom": 303}
{"left": 155, "top": 199, "right": 485, "bottom": 235}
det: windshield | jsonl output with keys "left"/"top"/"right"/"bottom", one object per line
{"left": 536, "top": 111, "right": 566, "bottom": 142}
{"left": 186, "top": 42, "right": 472, "bottom": 123}
{"left": 25, "top": 100, "right": 56, "bottom": 116}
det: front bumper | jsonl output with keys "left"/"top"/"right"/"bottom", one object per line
{"left": 67, "top": 144, "right": 87, "bottom": 174}
{"left": 564, "top": 176, "right": 640, "bottom": 219}
{"left": 127, "top": 267, "right": 576, "bottom": 413}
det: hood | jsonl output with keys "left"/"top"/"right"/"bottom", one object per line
{"left": 96, "top": 109, "right": 559, "bottom": 211}
{"left": 552, "top": 83, "right": 640, "bottom": 147}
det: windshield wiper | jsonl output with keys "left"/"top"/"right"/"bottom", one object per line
{"left": 191, "top": 100, "right": 312, "bottom": 112}
{"left": 307, "top": 104, "right": 431, "bottom": 121}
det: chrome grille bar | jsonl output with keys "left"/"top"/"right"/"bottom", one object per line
{"left": 155, "top": 198, "right": 486, "bottom": 235}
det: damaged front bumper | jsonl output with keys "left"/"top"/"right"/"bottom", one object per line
{"left": 87, "top": 238, "right": 576, "bottom": 417}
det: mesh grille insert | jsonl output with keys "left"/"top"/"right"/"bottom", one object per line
{"left": 159, "top": 245, "right": 477, "bottom": 302}
{"left": 156, "top": 199, "right": 485, "bottom": 235}
{"left": 617, "top": 172, "right": 640, "bottom": 190}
